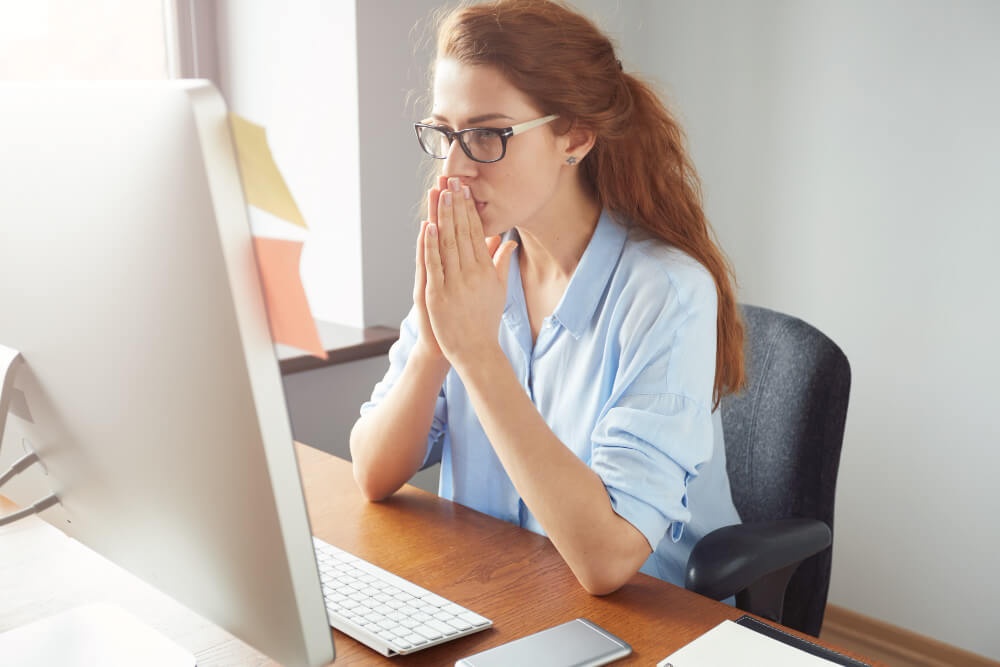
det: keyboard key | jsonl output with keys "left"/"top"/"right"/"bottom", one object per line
{"left": 459, "top": 611, "right": 492, "bottom": 628}
{"left": 446, "top": 616, "right": 474, "bottom": 631}
{"left": 427, "top": 618, "right": 460, "bottom": 636}
{"left": 420, "top": 592, "right": 449, "bottom": 607}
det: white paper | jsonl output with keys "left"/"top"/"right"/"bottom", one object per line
{"left": 0, "top": 603, "right": 196, "bottom": 667}
{"left": 658, "top": 620, "right": 839, "bottom": 667}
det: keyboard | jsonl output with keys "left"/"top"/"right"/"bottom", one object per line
{"left": 312, "top": 537, "right": 492, "bottom": 656}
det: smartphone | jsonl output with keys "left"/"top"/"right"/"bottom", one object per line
{"left": 455, "top": 618, "right": 632, "bottom": 667}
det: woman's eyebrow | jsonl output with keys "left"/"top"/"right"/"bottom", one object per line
{"left": 430, "top": 112, "right": 515, "bottom": 126}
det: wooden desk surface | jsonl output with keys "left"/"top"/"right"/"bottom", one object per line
{"left": 295, "top": 444, "right": 879, "bottom": 666}
{"left": 0, "top": 446, "right": 880, "bottom": 666}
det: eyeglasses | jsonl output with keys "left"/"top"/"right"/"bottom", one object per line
{"left": 413, "top": 114, "right": 559, "bottom": 164}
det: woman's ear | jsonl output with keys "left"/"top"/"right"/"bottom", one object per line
{"left": 562, "top": 123, "right": 596, "bottom": 164}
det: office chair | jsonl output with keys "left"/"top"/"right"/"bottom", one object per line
{"left": 685, "top": 304, "right": 851, "bottom": 637}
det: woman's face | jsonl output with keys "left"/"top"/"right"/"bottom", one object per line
{"left": 428, "top": 58, "right": 568, "bottom": 237}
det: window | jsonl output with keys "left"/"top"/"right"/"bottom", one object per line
{"left": 0, "top": 0, "right": 167, "bottom": 80}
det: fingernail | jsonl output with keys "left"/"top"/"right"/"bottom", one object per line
{"left": 427, "top": 223, "right": 437, "bottom": 236}
{"left": 462, "top": 185, "right": 471, "bottom": 200}
{"left": 449, "top": 177, "right": 461, "bottom": 192}
{"left": 443, "top": 191, "right": 452, "bottom": 205}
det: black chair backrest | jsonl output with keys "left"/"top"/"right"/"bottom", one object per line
{"left": 720, "top": 304, "right": 851, "bottom": 636}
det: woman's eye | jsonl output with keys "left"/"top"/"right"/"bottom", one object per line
{"left": 468, "top": 130, "right": 496, "bottom": 145}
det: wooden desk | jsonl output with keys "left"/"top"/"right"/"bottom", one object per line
{"left": 295, "top": 445, "right": 879, "bottom": 666}
{"left": 1, "top": 445, "right": 881, "bottom": 666}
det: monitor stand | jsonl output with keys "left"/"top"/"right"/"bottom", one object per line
{"left": 1, "top": 346, "right": 195, "bottom": 665}
{"left": 0, "top": 603, "right": 196, "bottom": 667}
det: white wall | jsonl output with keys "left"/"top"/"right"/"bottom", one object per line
{"left": 575, "top": 0, "right": 1000, "bottom": 659}
{"left": 356, "top": 0, "right": 441, "bottom": 327}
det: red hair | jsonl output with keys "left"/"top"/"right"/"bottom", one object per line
{"left": 435, "top": 0, "right": 745, "bottom": 405}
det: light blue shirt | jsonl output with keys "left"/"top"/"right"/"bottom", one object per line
{"left": 362, "top": 210, "right": 741, "bottom": 586}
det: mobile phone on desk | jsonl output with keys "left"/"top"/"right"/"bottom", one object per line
{"left": 455, "top": 618, "right": 632, "bottom": 667}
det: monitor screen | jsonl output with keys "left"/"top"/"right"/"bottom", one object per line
{"left": 0, "top": 81, "right": 335, "bottom": 666}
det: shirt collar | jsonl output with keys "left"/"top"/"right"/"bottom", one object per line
{"left": 552, "top": 210, "right": 627, "bottom": 339}
{"left": 502, "top": 210, "right": 628, "bottom": 340}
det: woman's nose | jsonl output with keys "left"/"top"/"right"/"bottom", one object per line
{"left": 441, "top": 139, "right": 477, "bottom": 179}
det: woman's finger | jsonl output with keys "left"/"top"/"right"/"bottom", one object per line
{"left": 492, "top": 239, "right": 518, "bottom": 286}
{"left": 462, "top": 186, "right": 491, "bottom": 263}
{"left": 485, "top": 235, "right": 502, "bottom": 257}
{"left": 427, "top": 186, "right": 440, "bottom": 224}
{"left": 423, "top": 222, "right": 444, "bottom": 289}
{"left": 436, "top": 188, "right": 461, "bottom": 271}
{"left": 447, "top": 179, "right": 478, "bottom": 268}
{"left": 414, "top": 221, "right": 432, "bottom": 343}
{"left": 415, "top": 220, "right": 428, "bottom": 292}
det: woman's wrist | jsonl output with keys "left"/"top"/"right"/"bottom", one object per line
{"left": 408, "top": 339, "right": 452, "bottom": 380}
{"left": 450, "top": 344, "right": 508, "bottom": 388}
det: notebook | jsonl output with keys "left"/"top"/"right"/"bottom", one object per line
{"left": 658, "top": 615, "right": 871, "bottom": 667}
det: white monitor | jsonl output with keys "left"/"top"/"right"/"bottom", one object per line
{"left": 0, "top": 81, "right": 335, "bottom": 666}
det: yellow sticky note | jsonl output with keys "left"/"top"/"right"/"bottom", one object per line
{"left": 228, "top": 113, "right": 307, "bottom": 228}
{"left": 252, "top": 237, "right": 328, "bottom": 360}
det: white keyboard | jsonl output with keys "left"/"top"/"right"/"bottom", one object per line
{"left": 313, "top": 537, "right": 492, "bottom": 656}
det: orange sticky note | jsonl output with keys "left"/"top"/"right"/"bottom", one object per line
{"left": 252, "top": 237, "right": 328, "bottom": 360}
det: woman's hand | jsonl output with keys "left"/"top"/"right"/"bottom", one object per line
{"left": 411, "top": 177, "right": 449, "bottom": 362}
{"left": 423, "top": 177, "right": 517, "bottom": 371}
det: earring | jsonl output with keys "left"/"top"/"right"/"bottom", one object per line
{"left": 566, "top": 156, "right": 578, "bottom": 165}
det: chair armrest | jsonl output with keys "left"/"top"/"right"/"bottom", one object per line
{"left": 685, "top": 518, "right": 831, "bottom": 601}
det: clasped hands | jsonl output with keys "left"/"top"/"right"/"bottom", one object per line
{"left": 413, "top": 176, "right": 518, "bottom": 371}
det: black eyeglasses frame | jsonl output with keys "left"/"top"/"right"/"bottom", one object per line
{"left": 413, "top": 114, "right": 559, "bottom": 164}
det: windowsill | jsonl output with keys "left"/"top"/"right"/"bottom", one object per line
{"left": 277, "top": 322, "right": 398, "bottom": 375}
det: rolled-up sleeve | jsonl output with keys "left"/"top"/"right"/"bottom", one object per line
{"left": 589, "top": 254, "right": 719, "bottom": 550}
{"left": 359, "top": 306, "right": 448, "bottom": 467}
{"left": 591, "top": 392, "right": 713, "bottom": 549}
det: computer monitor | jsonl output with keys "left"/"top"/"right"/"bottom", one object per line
{"left": 0, "top": 81, "right": 335, "bottom": 666}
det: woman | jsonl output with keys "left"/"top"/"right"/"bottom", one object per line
{"left": 350, "top": 0, "right": 745, "bottom": 596}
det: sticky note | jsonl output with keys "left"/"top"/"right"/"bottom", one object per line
{"left": 228, "top": 113, "right": 307, "bottom": 228}
{"left": 252, "top": 237, "right": 327, "bottom": 360}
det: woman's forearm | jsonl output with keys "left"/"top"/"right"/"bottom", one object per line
{"left": 453, "top": 347, "right": 652, "bottom": 594}
{"left": 349, "top": 347, "right": 450, "bottom": 501}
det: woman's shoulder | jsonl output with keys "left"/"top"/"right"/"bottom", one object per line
{"left": 601, "top": 222, "right": 719, "bottom": 400}
{"left": 614, "top": 223, "right": 716, "bottom": 307}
